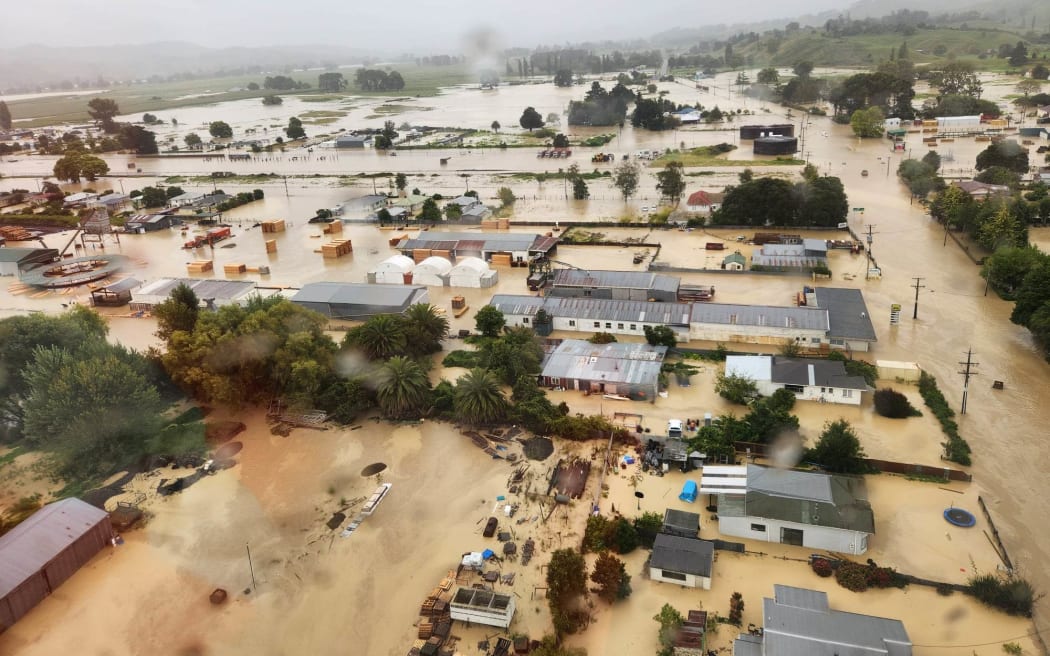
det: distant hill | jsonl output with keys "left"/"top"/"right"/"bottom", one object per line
{"left": 0, "top": 42, "right": 370, "bottom": 91}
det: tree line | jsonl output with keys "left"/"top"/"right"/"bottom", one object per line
{"left": 711, "top": 167, "right": 849, "bottom": 227}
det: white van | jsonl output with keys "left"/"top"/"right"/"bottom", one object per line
{"left": 667, "top": 419, "right": 683, "bottom": 439}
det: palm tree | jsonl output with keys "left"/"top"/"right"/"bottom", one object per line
{"left": 345, "top": 314, "right": 406, "bottom": 360}
{"left": 377, "top": 356, "right": 430, "bottom": 419}
{"left": 403, "top": 303, "right": 449, "bottom": 356}
{"left": 454, "top": 368, "right": 506, "bottom": 426}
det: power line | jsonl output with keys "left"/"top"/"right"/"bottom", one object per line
{"left": 958, "top": 348, "right": 979, "bottom": 415}
{"left": 911, "top": 625, "right": 1049, "bottom": 648}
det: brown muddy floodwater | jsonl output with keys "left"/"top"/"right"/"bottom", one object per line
{"left": 1, "top": 67, "right": 1048, "bottom": 653}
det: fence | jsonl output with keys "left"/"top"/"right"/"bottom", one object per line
{"left": 728, "top": 443, "right": 973, "bottom": 482}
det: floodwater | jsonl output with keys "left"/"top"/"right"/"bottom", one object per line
{"left": 2, "top": 67, "right": 1050, "bottom": 651}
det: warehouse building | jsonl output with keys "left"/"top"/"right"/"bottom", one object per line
{"left": 0, "top": 498, "right": 114, "bottom": 629}
{"left": 547, "top": 269, "right": 681, "bottom": 302}
{"left": 396, "top": 231, "right": 557, "bottom": 263}
{"left": 802, "top": 287, "right": 878, "bottom": 352}
{"left": 367, "top": 255, "right": 416, "bottom": 285}
{"left": 0, "top": 247, "right": 60, "bottom": 277}
{"left": 689, "top": 302, "right": 829, "bottom": 346}
{"left": 449, "top": 257, "right": 498, "bottom": 288}
{"left": 291, "top": 282, "right": 429, "bottom": 320}
{"left": 489, "top": 295, "right": 693, "bottom": 341}
{"left": 753, "top": 135, "right": 798, "bottom": 155}
{"left": 539, "top": 339, "right": 667, "bottom": 400}
{"left": 130, "top": 278, "right": 264, "bottom": 311}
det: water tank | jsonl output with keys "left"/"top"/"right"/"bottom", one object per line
{"left": 753, "top": 136, "right": 798, "bottom": 156}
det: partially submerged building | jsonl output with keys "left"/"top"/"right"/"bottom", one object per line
{"left": 0, "top": 498, "right": 114, "bottom": 629}
{"left": 367, "top": 254, "right": 416, "bottom": 285}
{"left": 0, "top": 247, "right": 59, "bottom": 277}
{"left": 803, "top": 287, "right": 878, "bottom": 352}
{"left": 661, "top": 508, "right": 701, "bottom": 538}
{"left": 124, "top": 213, "right": 178, "bottom": 233}
{"left": 490, "top": 295, "right": 693, "bottom": 341}
{"left": 750, "top": 239, "right": 828, "bottom": 270}
{"left": 397, "top": 231, "right": 557, "bottom": 263}
{"left": 539, "top": 339, "right": 667, "bottom": 400}
{"left": 713, "top": 465, "right": 874, "bottom": 554}
{"left": 412, "top": 256, "right": 453, "bottom": 286}
{"left": 648, "top": 533, "right": 715, "bottom": 589}
{"left": 130, "top": 278, "right": 263, "bottom": 312}
{"left": 547, "top": 269, "right": 681, "bottom": 302}
{"left": 449, "top": 587, "right": 515, "bottom": 628}
{"left": 734, "top": 585, "right": 912, "bottom": 656}
{"left": 291, "top": 282, "right": 429, "bottom": 320}
{"left": 739, "top": 124, "right": 794, "bottom": 139}
{"left": 90, "top": 278, "right": 142, "bottom": 307}
{"left": 724, "top": 355, "right": 870, "bottom": 405}
{"left": 449, "top": 257, "right": 498, "bottom": 288}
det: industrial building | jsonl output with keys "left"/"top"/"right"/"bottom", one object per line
{"left": 396, "top": 231, "right": 557, "bottom": 263}
{"left": 449, "top": 257, "right": 498, "bottom": 288}
{"left": 648, "top": 533, "right": 715, "bottom": 589}
{"left": 291, "top": 282, "right": 429, "bottom": 320}
{"left": 750, "top": 239, "right": 828, "bottom": 270}
{"left": 0, "top": 247, "right": 60, "bottom": 277}
{"left": 734, "top": 585, "right": 912, "bottom": 656}
{"left": 804, "top": 287, "right": 878, "bottom": 352}
{"left": 0, "top": 498, "right": 114, "bottom": 629}
{"left": 547, "top": 269, "right": 681, "bottom": 302}
{"left": 367, "top": 255, "right": 416, "bottom": 285}
{"left": 739, "top": 124, "right": 794, "bottom": 139}
{"left": 124, "top": 213, "right": 178, "bottom": 233}
{"left": 130, "top": 278, "right": 263, "bottom": 311}
{"left": 724, "top": 355, "right": 870, "bottom": 405}
{"left": 449, "top": 587, "right": 515, "bottom": 628}
{"left": 689, "top": 302, "right": 830, "bottom": 346}
{"left": 539, "top": 339, "right": 667, "bottom": 400}
{"left": 412, "top": 256, "right": 453, "bottom": 286}
{"left": 90, "top": 278, "right": 142, "bottom": 307}
{"left": 753, "top": 135, "right": 798, "bottom": 156}
{"left": 711, "top": 464, "right": 874, "bottom": 555}
{"left": 489, "top": 294, "right": 693, "bottom": 341}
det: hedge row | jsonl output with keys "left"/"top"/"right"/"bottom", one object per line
{"left": 0, "top": 214, "right": 81, "bottom": 228}
{"left": 918, "top": 371, "right": 972, "bottom": 466}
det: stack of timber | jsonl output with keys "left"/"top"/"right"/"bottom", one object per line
{"left": 261, "top": 220, "right": 285, "bottom": 233}
{"left": 265, "top": 239, "right": 278, "bottom": 253}
{"left": 0, "top": 226, "right": 34, "bottom": 241}
{"left": 412, "top": 248, "right": 432, "bottom": 263}
{"left": 322, "top": 221, "right": 343, "bottom": 235}
{"left": 321, "top": 239, "right": 353, "bottom": 258}
{"left": 489, "top": 253, "right": 512, "bottom": 267}
{"left": 223, "top": 263, "right": 246, "bottom": 275}
{"left": 389, "top": 234, "right": 408, "bottom": 247}
{"left": 186, "top": 260, "right": 213, "bottom": 273}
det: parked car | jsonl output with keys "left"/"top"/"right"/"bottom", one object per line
{"left": 483, "top": 517, "right": 498, "bottom": 538}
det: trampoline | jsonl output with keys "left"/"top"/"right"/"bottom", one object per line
{"left": 943, "top": 507, "right": 977, "bottom": 527}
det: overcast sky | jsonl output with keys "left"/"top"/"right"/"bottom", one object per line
{"left": 6, "top": 0, "right": 852, "bottom": 51}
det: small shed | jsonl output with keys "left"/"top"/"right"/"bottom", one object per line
{"left": 368, "top": 254, "right": 416, "bottom": 284}
{"left": 90, "top": 278, "right": 142, "bottom": 307}
{"left": 679, "top": 480, "right": 698, "bottom": 503}
{"left": 412, "top": 256, "right": 453, "bottom": 286}
{"left": 662, "top": 508, "right": 701, "bottom": 538}
{"left": 649, "top": 533, "right": 714, "bottom": 589}
{"left": 722, "top": 251, "right": 746, "bottom": 271}
{"left": 0, "top": 498, "right": 114, "bottom": 629}
{"left": 449, "top": 257, "right": 498, "bottom": 288}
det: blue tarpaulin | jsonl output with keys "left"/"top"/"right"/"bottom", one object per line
{"left": 482, "top": 549, "right": 495, "bottom": 560}
{"left": 679, "top": 480, "right": 698, "bottom": 503}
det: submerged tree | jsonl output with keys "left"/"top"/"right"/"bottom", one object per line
{"left": 454, "top": 368, "right": 506, "bottom": 425}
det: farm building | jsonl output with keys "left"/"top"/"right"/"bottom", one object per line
{"left": 685, "top": 190, "right": 723, "bottom": 213}
{"left": 714, "top": 465, "right": 874, "bottom": 555}
{"left": 167, "top": 191, "right": 204, "bottom": 207}
{"left": 367, "top": 255, "right": 416, "bottom": 284}
{"left": 489, "top": 294, "right": 692, "bottom": 341}
{"left": 461, "top": 204, "right": 494, "bottom": 222}
{"left": 336, "top": 194, "right": 387, "bottom": 217}
{"left": 130, "top": 278, "right": 263, "bottom": 312}
{"left": 0, "top": 247, "right": 60, "bottom": 277}
{"left": 722, "top": 251, "right": 746, "bottom": 270}
{"left": 953, "top": 180, "right": 1011, "bottom": 199}
{"left": 661, "top": 508, "right": 701, "bottom": 538}
{"left": 89, "top": 278, "right": 142, "bottom": 307}
{"left": 291, "top": 282, "right": 429, "bottom": 320}
{"left": 803, "top": 287, "right": 878, "bottom": 352}
{"left": 449, "top": 587, "right": 515, "bottom": 628}
{"left": 412, "top": 256, "right": 453, "bottom": 286}
{"left": 547, "top": 269, "right": 681, "bottom": 302}
{"left": 753, "top": 135, "right": 798, "bottom": 155}
{"left": 739, "top": 124, "right": 794, "bottom": 139}
{"left": 734, "top": 585, "right": 912, "bottom": 656}
{"left": 689, "top": 302, "right": 829, "bottom": 346}
{"left": 648, "top": 533, "right": 715, "bottom": 589}
{"left": 397, "top": 231, "right": 557, "bottom": 263}
{"left": 124, "top": 213, "right": 177, "bottom": 233}
{"left": 449, "top": 257, "right": 498, "bottom": 288}
{"left": 447, "top": 195, "right": 482, "bottom": 211}
{"left": 937, "top": 115, "right": 981, "bottom": 132}
{"left": 0, "top": 498, "right": 114, "bottom": 630}
{"left": 539, "top": 339, "right": 667, "bottom": 400}
{"left": 724, "top": 355, "right": 870, "bottom": 405}
{"left": 334, "top": 134, "right": 373, "bottom": 148}
{"left": 750, "top": 239, "right": 828, "bottom": 270}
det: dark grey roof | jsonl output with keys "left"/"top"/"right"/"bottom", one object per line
{"left": 0, "top": 247, "right": 49, "bottom": 263}
{"left": 98, "top": 277, "right": 142, "bottom": 294}
{"left": 762, "top": 585, "right": 912, "bottom": 655}
{"left": 134, "top": 278, "right": 256, "bottom": 301}
{"left": 540, "top": 340, "right": 666, "bottom": 386}
{"left": 725, "top": 465, "right": 875, "bottom": 534}
{"left": 663, "top": 508, "right": 700, "bottom": 533}
{"left": 399, "top": 231, "right": 552, "bottom": 254}
{"left": 650, "top": 534, "right": 714, "bottom": 577}
{"left": 733, "top": 634, "right": 764, "bottom": 656}
{"left": 690, "top": 302, "right": 829, "bottom": 331}
{"left": 490, "top": 295, "right": 692, "bottom": 326}
{"left": 771, "top": 357, "right": 869, "bottom": 391}
{"left": 292, "top": 282, "right": 426, "bottom": 309}
{"left": 551, "top": 269, "right": 680, "bottom": 294}
{"left": 813, "top": 288, "right": 877, "bottom": 343}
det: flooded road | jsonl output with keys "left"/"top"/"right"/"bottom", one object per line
{"left": 2, "top": 67, "right": 1049, "bottom": 649}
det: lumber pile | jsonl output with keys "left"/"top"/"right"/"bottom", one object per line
{"left": 412, "top": 248, "right": 432, "bottom": 263}
{"left": 322, "top": 221, "right": 343, "bottom": 235}
{"left": 186, "top": 260, "right": 213, "bottom": 273}
{"left": 490, "top": 253, "right": 512, "bottom": 267}
{"left": 265, "top": 239, "right": 278, "bottom": 253}
{"left": 223, "top": 263, "right": 246, "bottom": 275}
{"left": 321, "top": 239, "right": 353, "bottom": 258}
{"left": 0, "top": 226, "right": 34, "bottom": 241}
{"left": 261, "top": 219, "right": 285, "bottom": 233}
{"left": 389, "top": 234, "right": 408, "bottom": 247}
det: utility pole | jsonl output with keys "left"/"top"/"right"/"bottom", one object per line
{"left": 958, "top": 349, "right": 978, "bottom": 415}
{"left": 911, "top": 277, "right": 926, "bottom": 320}
{"left": 864, "top": 225, "right": 877, "bottom": 278}
{"left": 283, "top": 175, "right": 289, "bottom": 197}
{"left": 246, "top": 543, "right": 257, "bottom": 591}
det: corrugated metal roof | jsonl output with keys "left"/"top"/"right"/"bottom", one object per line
{"left": 771, "top": 357, "right": 869, "bottom": 391}
{"left": 743, "top": 465, "right": 875, "bottom": 534}
{"left": 732, "top": 634, "right": 764, "bottom": 656}
{"left": 813, "top": 288, "right": 877, "bottom": 342}
{"left": 690, "top": 303, "right": 829, "bottom": 331}
{"left": 98, "top": 277, "right": 142, "bottom": 294}
{"left": 725, "top": 355, "right": 773, "bottom": 382}
{"left": 134, "top": 278, "right": 257, "bottom": 301}
{"left": 551, "top": 269, "right": 680, "bottom": 293}
{"left": 650, "top": 534, "right": 714, "bottom": 577}
{"left": 774, "top": 584, "right": 829, "bottom": 611}
{"left": 763, "top": 587, "right": 912, "bottom": 655}
{"left": 292, "top": 282, "right": 426, "bottom": 308}
{"left": 491, "top": 295, "right": 692, "bottom": 325}
{"left": 397, "top": 231, "right": 556, "bottom": 254}
{"left": 663, "top": 509, "right": 700, "bottom": 533}
{"left": 0, "top": 247, "right": 49, "bottom": 263}
{"left": 540, "top": 339, "right": 666, "bottom": 387}
{"left": 748, "top": 464, "right": 834, "bottom": 502}
{"left": 0, "top": 499, "right": 109, "bottom": 598}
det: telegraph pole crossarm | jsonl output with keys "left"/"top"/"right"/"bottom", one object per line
{"left": 958, "top": 349, "right": 979, "bottom": 415}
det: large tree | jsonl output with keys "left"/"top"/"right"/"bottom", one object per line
{"left": 554, "top": 69, "right": 574, "bottom": 87}
{"left": 613, "top": 159, "right": 640, "bottom": 204}
{"left": 976, "top": 141, "right": 1030, "bottom": 174}
{"left": 317, "top": 72, "right": 346, "bottom": 92}
{"left": 0, "top": 100, "right": 11, "bottom": 131}
{"left": 402, "top": 303, "right": 449, "bottom": 356}
{"left": 591, "top": 552, "right": 631, "bottom": 602}
{"left": 807, "top": 419, "right": 867, "bottom": 474}
{"left": 656, "top": 161, "right": 686, "bottom": 205}
{"left": 120, "top": 124, "right": 158, "bottom": 154}
{"left": 87, "top": 97, "right": 120, "bottom": 132}
{"left": 286, "top": 117, "right": 306, "bottom": 140}
{"left": 376, "top": 356, "right": 430, "bottom": 419}
{"left": 153, "top": 283, "right": 200, "bottom": 344}
{"left": 53, "top": 151, "right": 109, "bottom": 183}
{"left": 474, "top": 306, "right": 506, "bottom": 337}
{"left": 519, "top": 106, "right": 545, "bottom": 131}
{"left": 850, "top": 106, "right": 885, "bottom": 138}
{"left": 1011, "top": 261, "right": 1050, "bottom": 326}
{"left": 209, "top": 121, "right": 233, "bottom": 139}
{"left": 454, "top": 368, "right": 506, "bottom": 425}
{"left": 934, "top": 62, "right": 982, "bottom": 98}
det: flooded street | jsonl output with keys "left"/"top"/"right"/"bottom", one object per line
{"left": 2, "top": 67, "right": 1049, "bottom": 652}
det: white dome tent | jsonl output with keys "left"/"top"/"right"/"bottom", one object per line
{"left": 412, "top": 256, "right": 453, "bottom": 286}
{"left": 368, "top": 255, "right": 415, "bottom": 284}
{"left": 450, "top": 257, "right": 499, "bottom": 288}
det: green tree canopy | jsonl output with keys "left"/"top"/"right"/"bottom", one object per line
{"left": 613, "top": 159, "right": 640, "bottom": 204}
{"left": 53, "top": 152, "right": 109, "bottom": 183}
{"left": 807, "top": 419, "right": 867, "bottom": 474}
{"left": 656, "top": 161, "right": 686, "bottom": 205}
{"left": 976, "top": 141, "right": 1029, "bottom": 174}
{"left": 643, "top": 324, "right": 677, "bottom": 348}
{"left": 209, "top": 121, "right": 233, "bottom": 138}
{"left": 153, "top": 283, "right": 200, "bottom": 344}
{"left": 376, "top": 356, "right": 431, "bottom": 419}
{"left": 454, "top": 368, "right": 506, "bottom": 425}
{"left": 554, "top": 69, "right": 574, "bottom": 87}
{"left": 474, "top": 306, "right": 506, "bottom": 337}
{"left": 286, "top": 117, "right": 306, "bottom": 140}
{"left": 591, "top": 551, "right": 632, "bottom": 602}
{"left": 87, "top": 97, "right": 120, "bottom": 132}
{"left": 519, "top": 106, "right": 545, "bottom": 131}
{"left": 0, "top": 101, "right": 12, "bottom": 131}
{"left": 344, "top": 314, "right": 407, "bottom": 360}
{"left": 850, "top": 106, "right": 885, "bottom": 138}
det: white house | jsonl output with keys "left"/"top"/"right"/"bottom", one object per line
{"left": 723, "top": 355, "right": 869, "bottom": 405}
{"left": 412, "top": 256, "right": 453, "bottom": 286}
{"left": 449, "top": 257, "right": 498, "bottom": 288}
{"left": 685, "top": 190, "right": 722, "bottom": 213}
{"left": 367, "top": 254, "right": 416, "bottom": 284}
{"left": 713, "top": 465, "right": 874, "bottom": 555}
{"left": 648, "top": 533, "right": 714, "bottom": 589}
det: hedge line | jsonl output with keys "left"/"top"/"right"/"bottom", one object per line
{"left": 918, "top": 371, "right": 972, "bottom": 466}
{"left": 0, "top": 214, "right": 80, "bottom": 228}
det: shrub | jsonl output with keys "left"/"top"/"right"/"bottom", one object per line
{"left": 588, "top": 332, "right": 617, "bottom": 344}
{"left": 936, "top": 582, "right": 955, "bottom": 596}
{"left": 441, "top": 350, "right": 480, "bottom": 368}
{"left": 835, "top": 561, "right": 869, "bottom": 592}
{"left": 811, "top": 558, "right": 834, "bottom": 577}
{"left": 918, "top": 371, "right": 972, "bottom": 465}
{"left": 873, "top": 388, "right": 920, "bottom": 418}
{"left": 728, "top": 592, "right": 745, "bottom": 626}
{"left": 967, "top": 573, "right": 1035, "bottom": 617}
